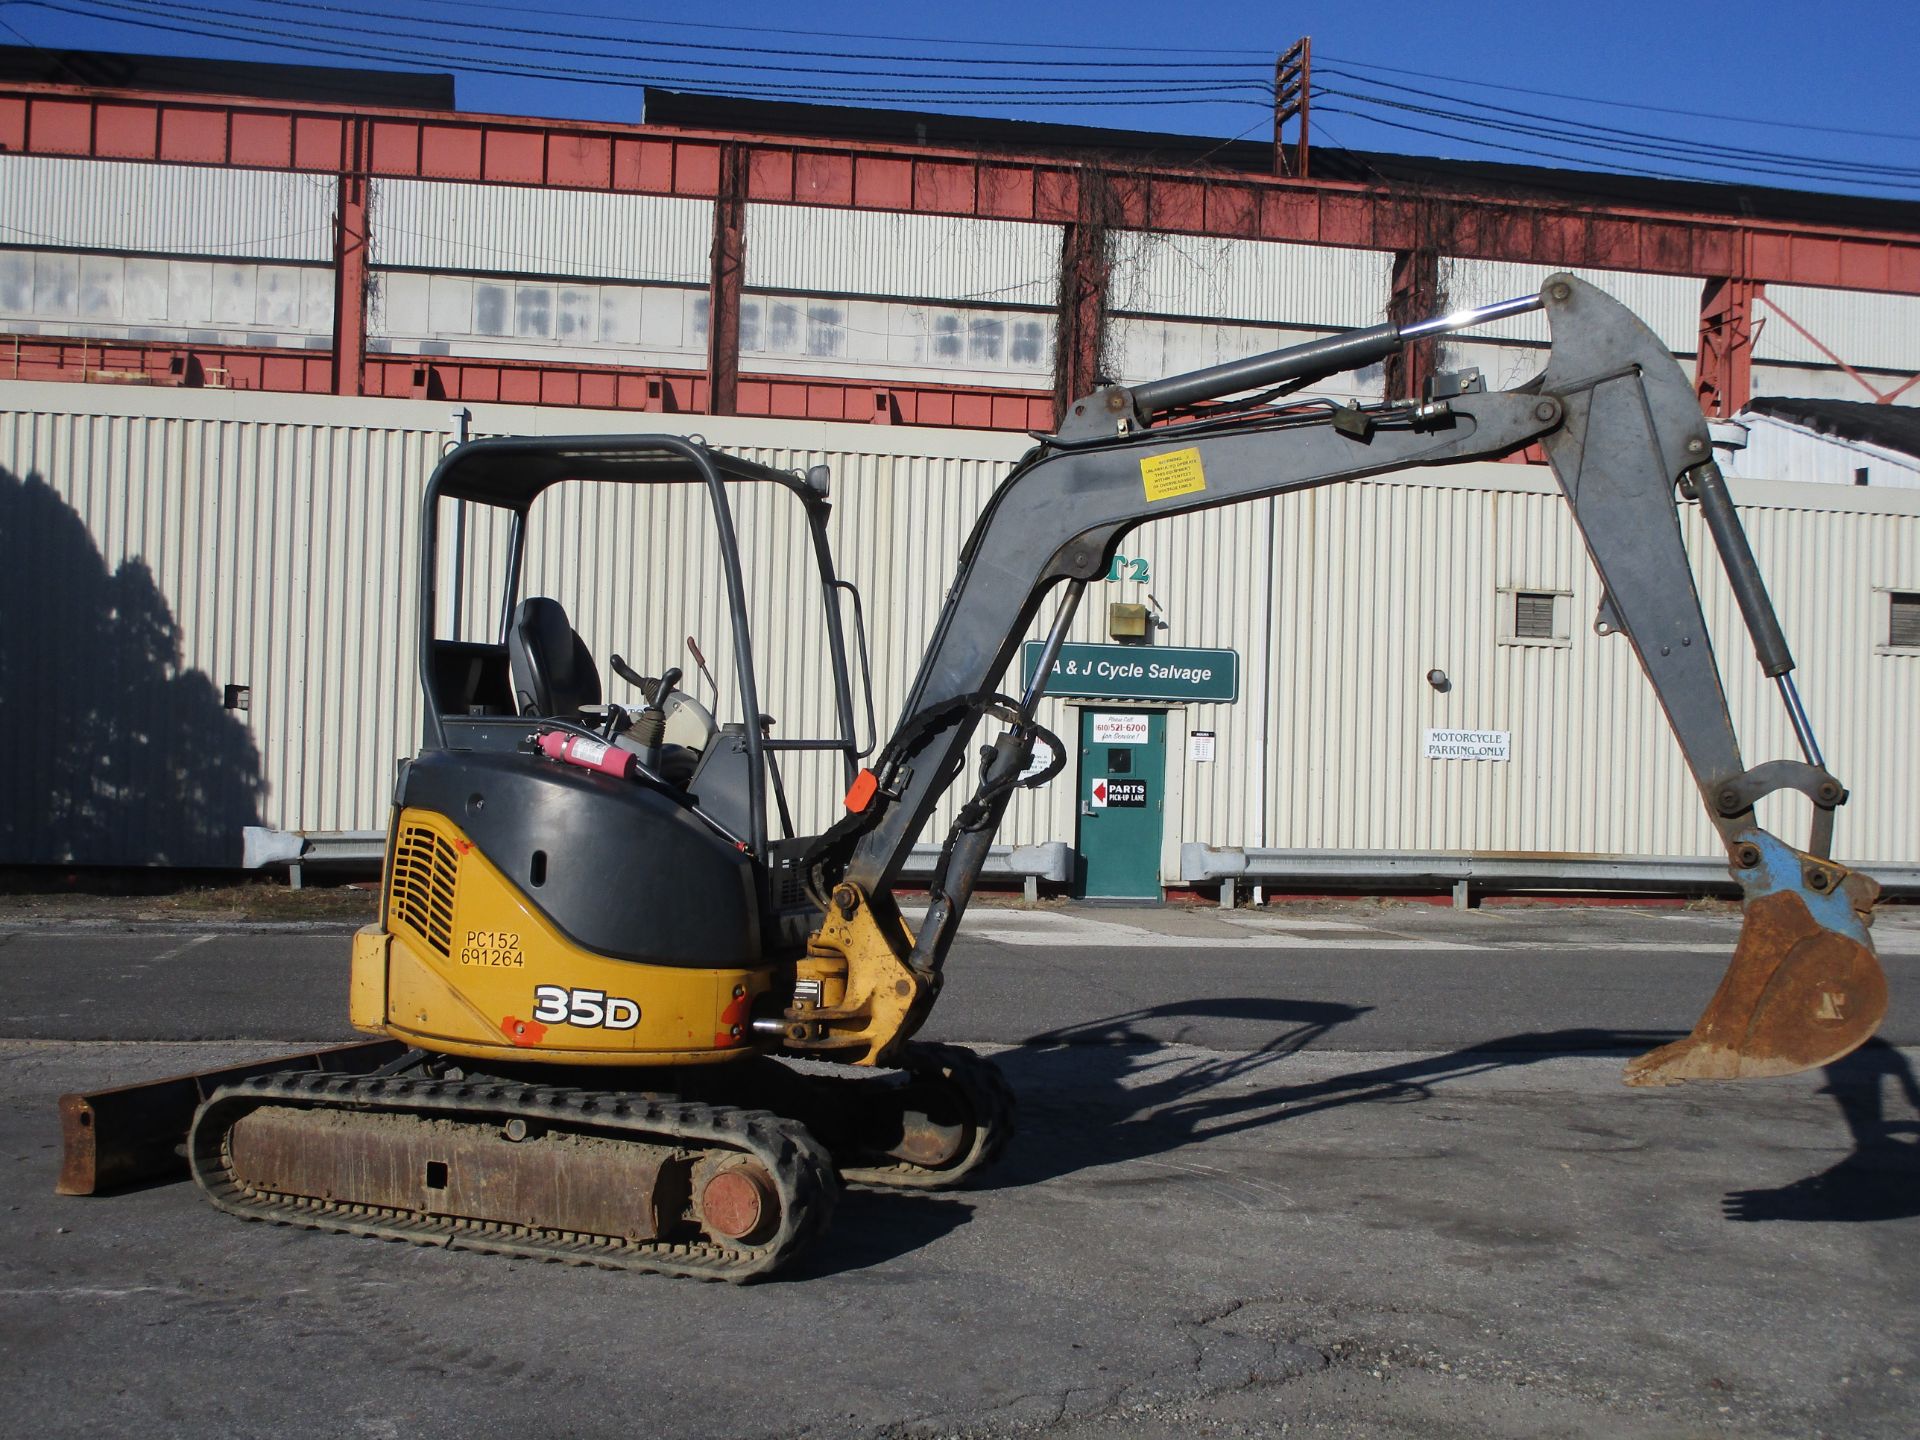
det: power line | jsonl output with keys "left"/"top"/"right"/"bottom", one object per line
{"left": 1316, "top": 102, "right": 1920, "bottom": 196}
{"left": 73, "top": 0, "right": 1268, "bottom": 87}
{"left": 31, "top": 0, "right": 1271, "bottom": 102}
{"left": 389, "top": 0, "right": 1274, "bottom": 58}
{"left": 1312, "top": 105, "right": 1695, "bottom": 186}
{"left": 1318, "top": 50, "right": 1920, "bottom": 148}
{"left": 16, "top": 0, "right": 1919, "bottom": 198}
{"left": 169, "top": 0, "right": 1276, "bottom": 72}
{"left": 25, "top": 0, "right": 1274, "bottom": 109}
{"left": 1318, "top": 71, "right": 1920, "bottom": 181}
{"left": 1319, "top": 86, "right": 1920, "bottom": 192}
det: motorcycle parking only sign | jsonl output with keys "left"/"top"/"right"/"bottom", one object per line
{"left": 1423, "top": 728, "right": 1511, "bottom": 762}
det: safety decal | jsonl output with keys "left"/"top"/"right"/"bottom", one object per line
{"left": 1140, "top": 447, "right": 1207, "bottom": 502}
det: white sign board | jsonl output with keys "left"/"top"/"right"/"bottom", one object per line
{"left": 1018, "top": 736, "right": 1056, "bottom": 783}
{"left": 1089, "top": 778, "right": 1109, "bottom": 808}
{"left": 1188, "top": 729, "right": 1216, "bottom": 763}
{"left": 1424, "top": 728, "right": 1511, "bottom": 762}
{"left": 1091, "top": 713, "right": 1151, "bottom": 745}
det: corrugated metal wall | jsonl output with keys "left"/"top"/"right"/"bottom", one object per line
{"left": 0, "top": 155, "right": 337, "bottom": 261}
{"left": 1756, "top": 284, "right": 1920, "bottom": 373}
{"left": 0, "top": 391, "right": 441, "bottom": 864}
{"left": 1749, "top": 362, "right": 1920, "bottom": 405}
{"left": 3, "top": 382, "right": 1914, "bottom": 870}
{"left": 1441, "top": 259, "right": 1703, "bottom": 354}
{"left": 370, "top": 178, "right": 711, "bottom": 284}
{"left": 1108, "top": 232, "right": 1394, "bottom": 329}
{"left": 1724, "top": 416, "right": 1920, "bottom": 489}
{"left": 744, "top": 204, "right": 1060, "bottom": 307}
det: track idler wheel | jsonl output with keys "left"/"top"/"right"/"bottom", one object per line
{"left": 692, "top": 1156, "right": 781, "bottom": 1245}
{"left": 1627, "top": 844, "right": 1886, "bottom": 1087}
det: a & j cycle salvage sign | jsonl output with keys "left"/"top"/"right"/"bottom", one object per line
{"left": 1021, "top": 642, "right": 1239, "bottom": 703}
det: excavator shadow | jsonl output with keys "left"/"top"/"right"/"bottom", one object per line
{"left": 786, "top": 1192, "right": 978, "bottom": 1281}
{"left": 984, "top": 1001, "right": 1920, "bottom": 1226}
{"left": 1723, "top": 1040, "right": 1920, "bottom": 1224}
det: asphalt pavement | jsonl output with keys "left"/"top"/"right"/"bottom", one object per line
{"left": 4, "top": 899, "right": 1918, "bottom": 1438}
{"left": 7, "top": 900, "right": 1920, "bottom": 1052}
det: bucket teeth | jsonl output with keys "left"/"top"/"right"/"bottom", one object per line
{"left": 1626, "top": 885, "right": 1887, "bottom": 1087}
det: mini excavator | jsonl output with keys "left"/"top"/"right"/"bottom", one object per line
{"left": 58, "top": 276, "right": 1888, "bottom": 1280}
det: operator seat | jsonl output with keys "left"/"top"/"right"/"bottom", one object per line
{"left": 507, "top": 597, "right": 601, "bottom": 717}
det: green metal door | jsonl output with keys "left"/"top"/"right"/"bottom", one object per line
{"left": 1073, "top": 709, "right": 1165, "bottom": 900}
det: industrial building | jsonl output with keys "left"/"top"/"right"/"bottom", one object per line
{"left": 3, "top": 54, "right": 1916, "bottom": 895}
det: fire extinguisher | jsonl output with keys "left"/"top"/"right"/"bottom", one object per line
{"left": 534, "top": 730, "right": 637, "bottom": 780}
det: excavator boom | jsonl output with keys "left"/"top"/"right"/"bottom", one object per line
{"left": 794, "top": 274, "right": 1884, "bottom": 1084}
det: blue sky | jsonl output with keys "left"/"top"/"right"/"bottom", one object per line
{"left": 6, "top": 0, "right": 1917, "bottom": 202}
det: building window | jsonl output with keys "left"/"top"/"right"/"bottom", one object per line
{"left": 805, "top": 304, "right": 845, "bottom": 357}
{"left": 967, "top": 315, "right": 1005, "bottom": 364}
{"left": 514, "top": 285, "right": 553, "bottom": 340}
{"left": 766, "top": 302, "right": 801, "bottom": 353}
{"left": 1514, "top": 592, "right": 1557, "bottom": 639}
{"left": 555, "top": 287, "right": 593, "bottom": 341}
{"left": 473, "top": 282, "right": 510, "bottom": 337}
{"left": 1892, "top": 592, "right": 1920, "bottom": 650}
{"left": 1010, "top": 318, "right": 1047, "bottom": 367}
{"left": 1500, "top": 588, "right": 1569, "bottom": 646}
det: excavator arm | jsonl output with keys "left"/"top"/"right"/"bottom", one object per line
{"left": 792, "top": 275, "right": 1885, "bottom": 1084}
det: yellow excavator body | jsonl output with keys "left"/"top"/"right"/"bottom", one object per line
{"left": 350, "top": 808, "right": 773, "bottom": 1067}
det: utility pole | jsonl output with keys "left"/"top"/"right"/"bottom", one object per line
{"left": 1272, "top": 38, "right": 1311, "bottom": 179}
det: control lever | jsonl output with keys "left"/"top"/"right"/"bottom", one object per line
{"left": 686, "top": 636, "right": 719, "bottom": 708}
{"left": 630, "top": 667, "right": 682, "bottom": 771}
{"left": 610, "top": 653, "right": 649, "bottom": 694}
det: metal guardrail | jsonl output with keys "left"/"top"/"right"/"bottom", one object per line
{"left": 243, "top": 827, "right": 1073, "bottom": 902}
{"left": 1181, "top": 843, "right": 1920, "bottom": 910}
{"left": 245, "top": 827, "right": 1918, "bottom": 909}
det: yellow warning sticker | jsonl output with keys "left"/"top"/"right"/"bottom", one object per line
{"left": 1140, "top": 447, "right": 1207, "bottom": 502}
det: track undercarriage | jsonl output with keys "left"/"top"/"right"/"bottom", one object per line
{"left": 185, "top": 1042, "right": 1013, "bottom": 1282}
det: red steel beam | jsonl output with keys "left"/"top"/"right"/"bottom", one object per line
{"left": 376, "top": 358, "right": 1053, "bottom": 430}
{"left": 1384, "top": 247, "right": 1441, "bottom": 401}
{"left": 1695, "top": 276, "right": 1758, "bottom": 418}
{"left": 331, "top": 117, "right": 369, "bottom": 397}
{"left": 3, "top": 83, "right": 1918, "bottom": 296}
{"left": 1054, "top": 169, "right": 1112, "bottom": 415}
{"left": 0, "top": 334, "right": 333, "bottom": 392}
{"left": 0, "top": 335, "right": 1052, "bottom": 431}
{"left": 706, "top": 142, "right": 746, "bottom": 417}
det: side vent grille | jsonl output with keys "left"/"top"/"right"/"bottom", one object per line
{"left": 1892, "top": 592, "right": 1920, "bottom": 649}
{"left": 389, "top": 824, "right": 459, "bottom": 957}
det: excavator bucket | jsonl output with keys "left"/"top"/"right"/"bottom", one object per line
{"left": 1626, "top": 835, "right": 1886, "bottom": 1086}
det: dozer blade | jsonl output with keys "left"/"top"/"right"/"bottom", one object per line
{"left": 57, "top": 1039, "right": 407, "bottom": 1195}
{"left": 1626, "top": 836, "right": 1886, "bottom": 1087}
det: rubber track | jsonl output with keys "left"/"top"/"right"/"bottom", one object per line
{"left": 836, "top": 1042, "right": 1016, "bottom": 1190}
{"left": 188, "top": 1073, "right": 837, "bottom": 1283}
